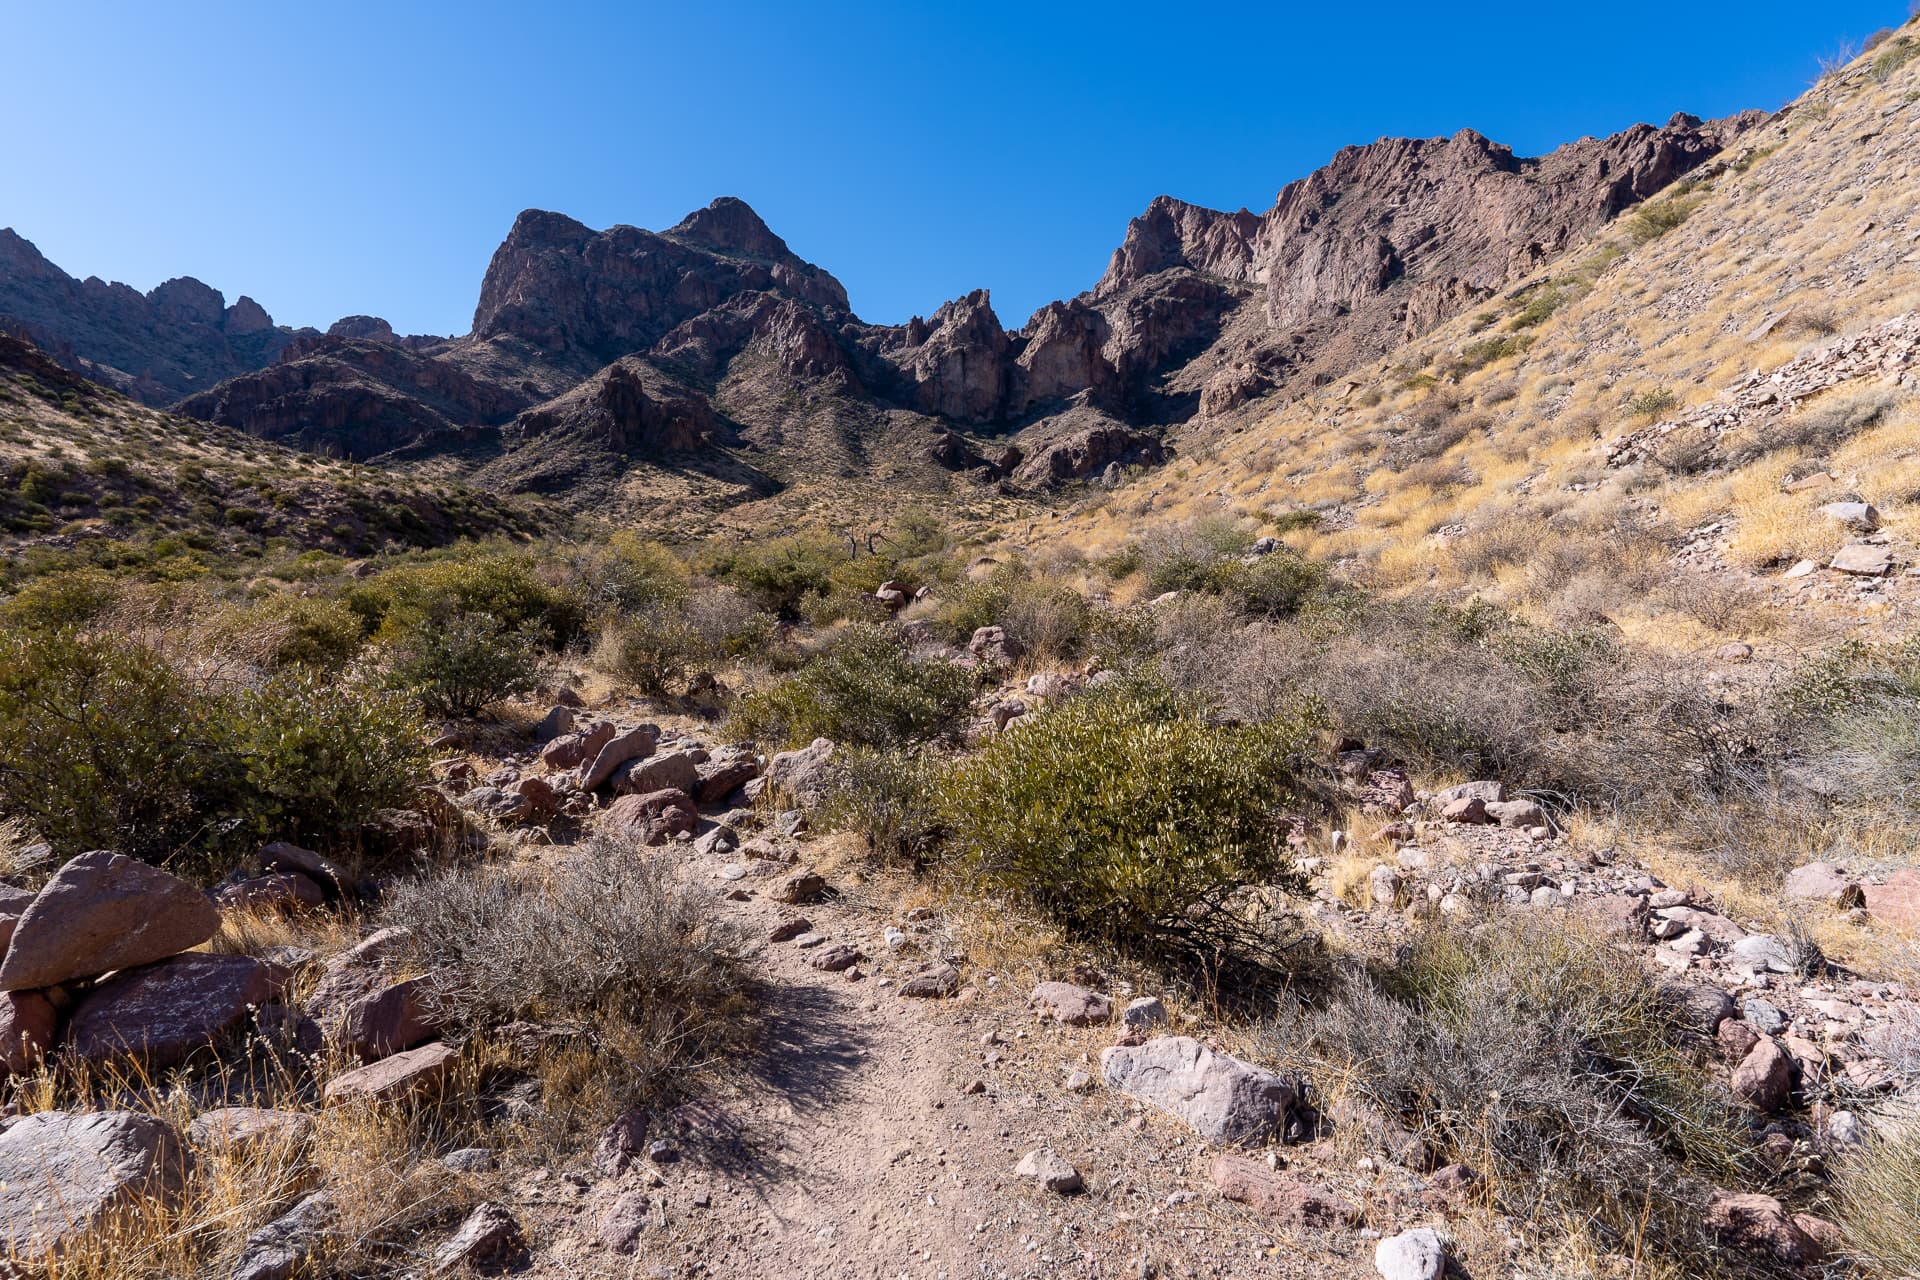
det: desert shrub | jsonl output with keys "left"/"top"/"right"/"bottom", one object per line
{"left": 1138, "top": 516, "right": 1255, "bottom": 596}
{"left": 1838, "top": 1114, "right": 1920, "bottom": 1280}
{"left": 1777, "top": 636, "right": 1920, "bottom": 820}
{"left": 214, "top": 670, "right": 427, "bottom": 854}
{"left": 0, "top": 629, "right": 423, "bottom": 871}
{"left": 566, "top": 531, "right": 689, "bottom": 617}
{"left": 0, "top": 568, "right": 125, "bottom": 631}
{"left": 1725, "top": 388, "right": 1900, "bottom": 467}
{"left": 682, "top": 584, "right": 782, "bottom": 660}
{"left": 1270, "top": 914, "right": 1746, "bottom": 1267}
{"left": 1626, "top": 386, "right": 1679, "bottom": 419}
{"left": 1626, "top": 190, "right": 1703, "bottom": 245}
{"left": 1209, "top": 552, "right": 1332, "bottom": 620}
{"left": 382, "top": 611, "right": 547, "bottom": 718}
{"left": 347, "top": 550, "right": 579, "bottom": 643}
{"left": 935, "top": 566, "right": 1094, "bottom": 660}
{"left": 815, "top": 749, "right": 943, "bottom": 866}
{"left": 593, "top": 614, "right": 711, "bottom": 697}
{"left": 699, "top": 535, "right": 842, "bottom": 618}
{"left": 216, "top": 593, "right": 365, "bottom": 671}
{"left": 727, "top": 622, "right": 977, "bottom": 749}
{"left": 933, "top": 676, "right": 1320, "bottom": 959}
{"left": 382, "top": 833, "right": 752, "bottom": 1107}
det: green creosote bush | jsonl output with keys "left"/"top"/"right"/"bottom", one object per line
{"left": 727, "top": 622, "right": 977, "bottom": 749}
{"left": 0, "top": 628, "right": 424, "bottom": 873}
{"left": 382, "top": 610, "right": 548, "bottom": 718}
{"left": 699, "top": 535, "right": 843, "bottom": 619}
{"left": 346, "top": 550, "right": 580, "bottom": 643}
{"left": 933, "top": 675, "right": 1321, "bottom": 960}
{"left": 1626, "top": 386, "right": 1680, "bottom": 419}
{"left": 814, "top": 748, "right": 943, "bottom": 866}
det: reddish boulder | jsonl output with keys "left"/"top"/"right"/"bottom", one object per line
{"left": 1731, "top": 1038, "right": 1793, "bottom": 1112}
{"left": 542, "top": 720, "right": 615, "bottom": 770}
{"left": 258, "top": 841, "right": 356, "bottom": 899}
{"left": 1864, "top": 868, "right": 1920, "bottom": 930}
{"left": 0, "top": 851, "right": 220, "bottom": 991}
{"left": 1706, "top": 1192, "right": 1829, "bottom": 1265}
{"left": 1209, "top": 1156, "right": 1358, "bottom": 1227}
{"left": 64, "top": 953, "right": 277, "bottom": 1069}
{"left": 324, "top": 1041, "right": 460, "bottom": 1104}
{"left": 603, "top": 788, "right": 699, "bottom": 845}
{"left": 0, "top": 884, "right": 35, "bottom": 957}
{"left": 336, "top": 976, "right": 448, "bottom": 1062}
{"left": 215, "top": 872, "right": 326, "bottom": 914}
{"left": 611, "top": 749, "right": 703, "bottom": 796}
{"left": 0, "top": 1111, "right": 187, "bottom": 1264}
{"left": 1030, "top": 982, "right": 1112, "bottom": 1026}
{"left": 0, "top": 991, "right": 56, "bottom": 1076}
{"left": 581, "top": 724, "right": 660, "bottom": 791}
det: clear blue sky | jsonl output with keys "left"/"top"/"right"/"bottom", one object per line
{"left": 6, "top": 1, "right": 1904, "bottom": 335}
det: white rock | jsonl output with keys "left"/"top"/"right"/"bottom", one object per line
{"left": 1374, "top": 1227, "right": 1446, "bottom": 1280}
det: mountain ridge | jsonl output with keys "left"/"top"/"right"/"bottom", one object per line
{"left": 0, "top": 110, "right": 1762, "bottom": 517}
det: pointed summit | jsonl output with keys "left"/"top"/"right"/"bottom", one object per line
{"left": 666, "top": 196, "right": 790, "bottom": 260}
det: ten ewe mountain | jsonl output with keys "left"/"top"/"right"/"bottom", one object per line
{"left": 1, "top": 113, "right": 1753, "bottom": 516}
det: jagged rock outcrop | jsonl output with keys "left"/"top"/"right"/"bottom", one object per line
{"left": 0, "top": 228, "right": 306, "bottom": 403}
{"left": 1094, "top": 197, "right": 1261, "bottom": 297}
{"left": 175, "top": 337, "right": 528, "bottom": 458}
{"left": 1016, "top": 300, "right": 1119, "bottom": 410}
{"left": 508, "top": 358, "right": 722, "bottom": 455}
{"left": 890, "top": 290, "right": 1012, "bottom": 422}
{"left": 471, "top": 200, "right": 849, "bottom": 364}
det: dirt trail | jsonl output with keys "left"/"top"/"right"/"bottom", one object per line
{"left": 526, "top": 833, "right": 1379, "bottom": 1280}
{"left": 534, "top": 837, "right": 1055, "bottom": 1280}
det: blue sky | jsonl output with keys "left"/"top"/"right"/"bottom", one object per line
{"left": 6, "top": 1, "right": 1903, "bottom": 334}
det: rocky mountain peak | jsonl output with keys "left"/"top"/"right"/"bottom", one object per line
{"left": 666, "top": 196, "right": 791, "bottom": 261}
{"left": 1095, "top": 197, "right": 1260, "bottom": 299}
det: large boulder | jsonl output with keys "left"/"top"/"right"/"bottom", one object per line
{"left": 1730, "top": 1038, "right": 1793, "bottom": 1112}
{"left": 753, "top": 738, "right": 837, "bottom": 809}
{"left": 1864, "top": 868, "right": 1920, "bottom": 930}
{"left": 602, "top": 788, "right": 699, "bottom": 845}
{"left": 0, "top": 1111, "right": 187, "bottom": 1264}
{"left": 63, "top": 953, "right": 277, "bottom": 1069}
{"left": 1100, "top": 1035, "right": 1296, "bottom": 1143}
{"left": 258, "top": 841, "right": 356, "bottom": 899}
{"left": 1705, "top": 1192, "right": 1832, "bottom": 1265}
{"left": 336, "top": 975, "right": 448, "bottom": 1062}
{"left": 1783, "top": 861, "right": 1861, "bottom": 907}
{"left": 231, "top": 1191, "right": 335, "bottom": 1280}
{"left": 610, "top": 749, "right": 703, "bottom": 796}
{"left": 0, "top": 851, "right": 220, "bottom": 991}
{"left": 1030, "top": 982, "right": 1112, "bottom": 1026}
{"left": 0, "top": 884, "right": 35, "bottom": 956}
{"left": 542, "top": 720, "right": 616, "bottom": 770}
{"left": 580, "top": 724, "right": 660, "bottom": 791}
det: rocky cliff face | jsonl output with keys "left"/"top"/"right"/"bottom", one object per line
{"left": 0, "top": 228, "right": 303, "bottom": 403}
{"left": 8, "top": 110, "right": 1760, "bottom": 494}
